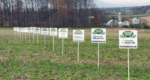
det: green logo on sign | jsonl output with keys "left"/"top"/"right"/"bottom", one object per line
{"left": 93, "top": 29, "right": 105, "bottom": 34}
{"left": 51, "top": 28, "right": 56, "bottom": 31}
{"left": 60, "top": 29, "right": 66, "bottom": 32}
{"left": 43, "top": 28, "right": 47, "bottom": 31}
{"left": 35, "top": 28, "right": 39, "bottom": 30}
{"left": 75, "top": 30, "right": 83, "bottom": 34}
{"left": 120, "top": 31, "right": 136, "bottom": 38}
{"left": 28, "top": 28, "right": 30, "bottom": 30}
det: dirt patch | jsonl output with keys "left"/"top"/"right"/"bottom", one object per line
{"left": 139, "top": 16, "right": 150, "bottom": 26}
{"left": 0, "top": 56, "right": 9, "bottom": 61}
{"left": 139, "top": 16, "right": 150, "bottom": 23}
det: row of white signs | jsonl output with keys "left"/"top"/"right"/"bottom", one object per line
{"left": 13, "top": 27, "right": 67, "bottom": 38}
{"left": 13, "top": 27, "right": 138, "bottom": 49}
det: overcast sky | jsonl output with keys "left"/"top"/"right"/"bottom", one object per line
{"left": 95, "top": 0, "right": 150, "bottom": 8}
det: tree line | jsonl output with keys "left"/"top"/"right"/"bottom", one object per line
{"left": 131, "top": 5, "right": 150, "bottom": 14}
{"left": 0, "top": 0, "right": 107, "bottom": 27}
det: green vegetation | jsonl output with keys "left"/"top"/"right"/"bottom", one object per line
{"left": 0, "top": 29, "right": 150, "bottom": 79}
{"left": 124, "top": 11, "right": 133, "bottom": 14}
{"left": 123, "top": 24, "right": 150, "bottom": 29}
{"left": 0, "top": 27, "right": 13, "bottom": 30}
{"left": 1, "top": 60, "right": 150, "bottom": 80}
{"left": 107, "top": 14, "right": 150, "bottom": 18}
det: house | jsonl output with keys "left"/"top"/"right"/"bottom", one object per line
{"left": 132, "top": 18, "right": 140, "bottom": 24}
{"left": 123, "top": 20, "right": 130, "bottom": 26}
{"left": 106, "top": 19, "right": 118, "bottom": 27}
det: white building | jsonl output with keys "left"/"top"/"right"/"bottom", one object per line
{"left": 118, "top": 12, "right": 122, "bottom": 22}
{"left": 118, "top": 12, "right": 123, "bottom": 26}
{"left": 132, "top": 18, "right": 140, "bottom": 24}
{"left": 106, "top": 19, "right": 118, "bottom": 27}
{"left": 118, "top": 22, "right": 123, "bottom": 26}
{"left": 123, "top": 20, "right": 130, "bottom": 26}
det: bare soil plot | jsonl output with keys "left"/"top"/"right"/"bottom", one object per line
{"left": 139, "top": 16, "right": 150, "bottom": 26}
{"left": 139, "top": 16, "right": 150, "bottom": 23}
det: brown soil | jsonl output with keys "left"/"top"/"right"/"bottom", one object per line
{"left": 139, "top": 16, "right": 150, "bottom": 26}
{"left": 139, "top": 16, "right": 150, "bottom": 23}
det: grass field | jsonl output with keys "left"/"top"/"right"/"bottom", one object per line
{"left": 107, "top": 14, "right": 150, "bottom": 18}
{"left": 0, "top": 28, "right": 150, "bottom": 80}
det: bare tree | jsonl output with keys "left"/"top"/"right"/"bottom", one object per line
{"left": 0, "top": 0, "right": 107, "bottom": 27}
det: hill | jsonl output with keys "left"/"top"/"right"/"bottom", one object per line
{"left": 131, "top": 5, "right": 150, "bottom": 14}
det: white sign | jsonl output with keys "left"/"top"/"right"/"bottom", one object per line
{"left": 22, "top": 27, "right": 25, "bottom": 32}
{"left": 28, "top": 27, "right": 32, "bottom": 33}
{"left": 22, "top": 27, "right": 27, "bottom": 33}
{"left": 31, "top": 27, "right": 36, "bottom": 33}
{"left": 14, "top": 27, "right": 18, "bottom": 31}
{"left": 119, "top": 30, "right": 138, "bottom": 49}
{"left": 73, "top": 30, "right": 84, "bottom": 42}
{"left": 21, "top": 28, "right": 24, "bottom": 32}
{"left": 19, "top": 27, "right": 22, "bottom": 32}
{"left": 34, "top": 27, "right": 40, "bottom": 34}
{"left": 24, "top": 27, "right": 28, "bottom": 33}
{"left": 59, "top": 28, "right": 68, "bottom": 38}
{"left": 91, "top": 28, "right": 106, "bottom": 43}
{"left": 50, "top": 28, "right": 57, "bottom": 37}
{"left": 13, "top": 27, "right": 16, "bottom": 31}
{"left": 41, "top": 28, "right": 49, "bottom": 35}
{"left": 29, "top": 27, "right": 33, "bottom": 33}
{"left": 16, "top": 27, "right": 19, "bottom": 32}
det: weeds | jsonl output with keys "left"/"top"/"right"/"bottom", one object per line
{"left": 0, "top": 29, "right": 150, "bottom": 79}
